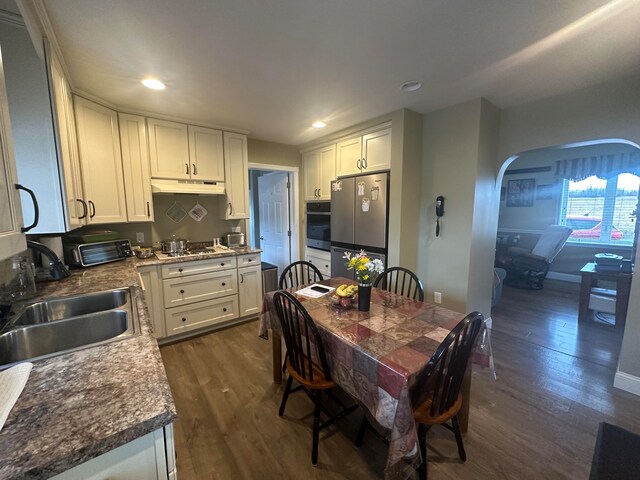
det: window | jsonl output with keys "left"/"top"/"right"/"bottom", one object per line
{"left": 559, "top": 173, "right": 639, "bottom": 246}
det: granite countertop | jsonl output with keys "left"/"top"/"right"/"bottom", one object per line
{"left": 0, "top": 259, "right": 177, "bottom": 479}
{"left": 135, "top": 246, "right": 262, "bottom": 267}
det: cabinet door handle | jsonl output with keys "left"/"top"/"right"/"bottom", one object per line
{"left": 240, "top": 273, "right": 244, "bottom": 283}
{"left": 356, "top": 159, "right": 361, "bottom": 170}
{"left": 228, "top": 202, "right": 233, "bottom": 215}
{"left": 77, "top": 199, "right": 88, "bottom": 219}
{"left": 178, "top": 268, "right": 183, "bottom": 272}
{"left": 223, "top": 308, "right": 227, "bottom": 312}
{"left": 185, "top": 163, "right": 190, "bottom": 175}
{"left": 15, "top": 184, "right": 39, "bottom": 232}
{"left": 362, "top": 157, "right": 368, "bottom": 169}
{"left": 192, "top": 163, "right": 197, "bottom": 175}
{"left": 248, "top": 258, "right": 254, "bottom": 262}
{"left": 180, "top": 289, "right": 185, "bottom": 294}
{"left": 222, "top": 282, "right": 226, "bottom": 286}
{"left": 221, "top": 262, "right": 225, "bottom": 266}
{"left": 146, "top": 201, "right": 151, "bottom": 218}
{"left": 181, "top": 317, "right": 187, "bottom": 322}
{"left": 88, "top": 200, "right": 96, "bottom": 218}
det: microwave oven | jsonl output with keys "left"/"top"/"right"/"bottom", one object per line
{"left": 306, "top": 201, "right": 330, "bottom": 251}
{"left": 64, "top": 239, "right": 132, "bottom": 267}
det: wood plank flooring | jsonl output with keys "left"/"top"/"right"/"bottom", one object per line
{"left": 160, "top": 282, "right": 640, "bottom": 479}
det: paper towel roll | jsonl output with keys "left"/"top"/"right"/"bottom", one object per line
{"left": 40, "top": 236, "right": 64, "bottom": 262}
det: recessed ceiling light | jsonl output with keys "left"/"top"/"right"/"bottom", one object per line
{"left": 312, "top": 121, "right": 327, "bottom": 129}
{"left": 400, "top": 80, "right": 422, "bottom": 92}
{"left": 141, "top": 78, "right": 166, "bottom": 90}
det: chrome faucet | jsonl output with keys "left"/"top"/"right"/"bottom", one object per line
{"left": 27, "top": 240, "right": 70, "bottom": 280}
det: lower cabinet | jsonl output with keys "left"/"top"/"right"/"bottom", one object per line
{"left": 166, "top": 295, "right": 239, "bottom": 335}
{"left": 51, "top": 425, "right": 176, "bottom": 480}
{"left": 138, "top": 252, "right": 262, "bottom": 341}
{"left": 305, "top": 247, "right": 331, "bottom": 278}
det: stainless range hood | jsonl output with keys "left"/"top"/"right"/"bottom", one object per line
{"left": 151, "top": 179, "right": 225, "bottom": 195}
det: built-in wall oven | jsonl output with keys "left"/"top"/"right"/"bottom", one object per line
{"left": 306, "top": 201, "right": 330, "bottom": 251}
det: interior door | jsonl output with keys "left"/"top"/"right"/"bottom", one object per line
{"left": 258, "top": 172, "right": 290, "bottom": 275}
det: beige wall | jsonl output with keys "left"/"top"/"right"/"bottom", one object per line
{"left": 248, "top": 138, "right": 300, "bottom": 168}
{"left": 494, "top": 74, "right": 640, "bottom": 382}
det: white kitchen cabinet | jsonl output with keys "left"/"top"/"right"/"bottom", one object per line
{"left": 336, "top": 127, "right": 391, "bottom": 177}
{"left": 46, "top": 44, "right": 86, "bottom": 229}
{"left": 148, "top": 118, "right": 190, "bottom": 180}
{"left": 188, "top": 125, "right": 224, "bottom": 182}
{"left": 305, "top": 247, "right": 331, "bottom": 278}
{"left": 162, "top": 269, "right": 238, "bottom": 308}
{"left": 138, "top": 266, "right": 165, "bottom": 338}
{"left": 119, "top": 113, "right": 154, "bottom": 222}
{"left": 165, "top": 295, "right": 239, "bottom": 335}
{"left": 221, "top": 132, "right": 249, "bottom": 219}
{"left": 51, "top": 425, "right": 175, "bottom": 480}
{"left": 0, "top": 53, "right": 25, "bottom": 260}
{"left": 303, "top": 144, "right": 335, "bottom": 201}
{"left": 160, "top": 256, "right": 237, "bottom": 278}
{"left": 73, "top": 96, "right": 127, "bottom": 224}
{"left": 238, "top": 253, "right": 262, "bottom": 317}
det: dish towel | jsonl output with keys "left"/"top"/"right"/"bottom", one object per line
{"left": 0, "top": 362, "right": 32, "bottom": 432}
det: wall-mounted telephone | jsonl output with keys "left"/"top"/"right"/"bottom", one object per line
{"left": 436, "top": 196, "right": 445, "bottom": 237}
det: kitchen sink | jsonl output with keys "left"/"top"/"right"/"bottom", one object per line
{"left": 13, "top": 289, "right": 129, "bottom": 326}
{"left": 0, "top": 288, "right": 139, "bottom": 367}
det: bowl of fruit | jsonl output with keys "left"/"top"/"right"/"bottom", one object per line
{"left": 330, "top": 284, "right": 359, "bottom": 308}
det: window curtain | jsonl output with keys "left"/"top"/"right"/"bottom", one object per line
{"left": 554, "top": 151, "right": 640, "bottom": 181}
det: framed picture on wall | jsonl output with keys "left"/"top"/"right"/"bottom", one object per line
{"left": 506, "top": 178, "right": 535, "bottom": 207}
{"left": 536, "top": 184, "right": 555, "bottom": 200}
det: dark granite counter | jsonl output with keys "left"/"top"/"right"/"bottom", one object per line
{"left": 0, "top": 259, "right": 177, "bottom": 479}
{"left": 135, "top": 246, "right": 262, "bottom": 267}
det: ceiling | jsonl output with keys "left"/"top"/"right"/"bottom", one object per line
{"left": 41, "top": 0, "right": 640, "bottom": 146}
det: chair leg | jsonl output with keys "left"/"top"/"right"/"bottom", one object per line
{"left": 312, "top": 391, "right": 322, "bottom": 465}
{"left": 278, "top": 375, "right": 293, "bottom": 417}
{"left": 354, "top": 415, "right": 369, "bottom": 447}
{"left": 451, "top": 415, "right": 466, "bottom": 462}
{"left": 417, "top": 423, "right": 428, "bottom": 480}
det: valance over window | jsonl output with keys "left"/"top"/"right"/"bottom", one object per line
{"left": 554, "top": 151, "right": 640, "bottom": 181}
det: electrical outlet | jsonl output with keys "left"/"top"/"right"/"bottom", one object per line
{"left": 434, "top": 292, "right": 442, "bottom": 304}
{"left": 136, "top": 232, "right": 144, "bottom": 243}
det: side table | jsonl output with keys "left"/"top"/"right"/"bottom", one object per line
{"left": 578, "top": 262, "right": 633, "bottom": 330}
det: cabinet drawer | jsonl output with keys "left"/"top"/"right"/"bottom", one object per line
{"left": 165, "top": 296, "right": 239, "bottom": 335}
{"left": 237, "top": 253, "right": 260, "bottom": 267}
{"left": 161, "top": 256, "right": 237, "bottom": 278}
{"left": 163, "top": 270, "right": 238, "bottom": 308}
{"left": 305, "top": 248, "right": 331, "bottom": 277}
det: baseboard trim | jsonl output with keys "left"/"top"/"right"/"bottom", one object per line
{"left": 614, "top": 371, "right": 640, "bottom": 397}
{"left": 546, "top": 271, "right": 581, "bottom": 283}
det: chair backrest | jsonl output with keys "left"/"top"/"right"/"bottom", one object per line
{"left": 531, "top": 225, "right": 572, "bottom": 262}
{"left": 273, "top": 290, "right": 331, "bottom": 383}
{"left": 279, "top": 261, "right": 324, "bottom": 289}
{"left": 373, "top": 266, "right": 425, "bottom": 301}
{"left": 411, "top": 312, "right": 484, "bottom": 417}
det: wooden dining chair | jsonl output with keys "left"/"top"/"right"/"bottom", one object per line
{"left": 273, "top": 290, "right": 357, "bottom": 465}
{"left": 355, "top": 311, "right": 484, "bottom": 479}
{"left": 374, "top": 266, "right": 425, "bottom": 301}
{"left": 279, "top": 260, "right": 324, "bottom": 289}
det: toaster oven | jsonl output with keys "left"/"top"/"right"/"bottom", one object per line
{"left": 64, "top": 239, "right": 132, "bottom": 267}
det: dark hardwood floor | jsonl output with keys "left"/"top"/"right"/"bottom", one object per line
{"left": 160, "top": 281, "right": 640, "bottom": 479}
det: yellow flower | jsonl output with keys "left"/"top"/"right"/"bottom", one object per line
{"left": 362, "top": 274, "right": 369, "bottom": 281}
{"left": 358, "top": 265, "right": 366, "bottom": 271}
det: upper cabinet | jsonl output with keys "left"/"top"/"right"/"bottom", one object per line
{"left": 221, "top": 132, "right": 249, "bottom": 219}
{"left": 336, "top": 127, "right": 391, "bottom": 177}
{"left": 73, "top": 96, "right": 127, "bottom": 224}
{"left": 188, "top": 125, "right": 224, "bottom": 182}
{"left": 147, "top": 118, "right": 190, "bottom": 180}
{"left": 303, "top": 144, "right": 335, "bottom": 201}
{"left": 0, "top": 51, "right": 26, "bottom": 260}
{"left": 119, "top": 113, "right": 153, "bottom": 222}
{"left": 148, "top": 119, "right": 225, "bottom": 183}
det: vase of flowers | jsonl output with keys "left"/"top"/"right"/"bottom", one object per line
{"left": 344, "top": 250, "right": 385, "bottom": 312}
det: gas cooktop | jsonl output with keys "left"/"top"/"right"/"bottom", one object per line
{"left": 155, "top": 245, "right": 232, "bottom": 259}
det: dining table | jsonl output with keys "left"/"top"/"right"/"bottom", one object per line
{"left": 259, "top": 276, "right": 491, "bottom": 480}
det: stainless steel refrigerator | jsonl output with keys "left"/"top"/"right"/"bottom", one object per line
{"left": 330, "top": 172, "right": 389, "bottom": 279}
